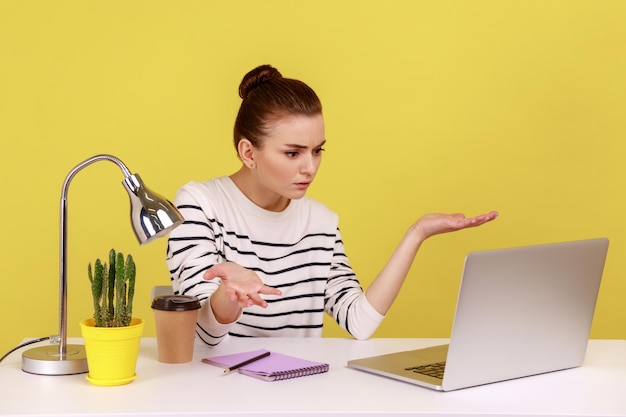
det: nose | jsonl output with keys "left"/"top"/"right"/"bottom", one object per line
{"left": 300, "top": 154, "right": 318, "bottom": 175}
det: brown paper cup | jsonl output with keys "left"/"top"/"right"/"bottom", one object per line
{"left": 151, "top": 295, "right": 201, "bottom": 364}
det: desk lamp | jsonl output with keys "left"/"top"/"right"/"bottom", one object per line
{"left": 21, "top": 154, "right": 184, "bottom": 375}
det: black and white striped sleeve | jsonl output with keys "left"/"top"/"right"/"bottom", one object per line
{"left": 324, "top": 228, "right": 384, "bottom": 340}
{"left": 165, "top": 187, "right": 232, "bottom": 345}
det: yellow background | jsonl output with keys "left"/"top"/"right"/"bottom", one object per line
{"left": 1, "top": 1, "right": 625, "bottom": 357}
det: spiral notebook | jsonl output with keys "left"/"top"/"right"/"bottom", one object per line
{"left": 202, "top": 348, "right": 329, "bottom": 381}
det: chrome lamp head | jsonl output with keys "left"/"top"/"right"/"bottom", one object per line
{"left": 21, "top": 154, "right": 184, "bottom": 375}
{"left": 123, "top": 173, "right": 184, "bottom": 245}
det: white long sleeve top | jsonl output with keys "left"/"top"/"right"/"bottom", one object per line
{"left": 165, "top": 177, "right": 384, "bottom": 346}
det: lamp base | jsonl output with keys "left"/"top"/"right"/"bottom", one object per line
{"left": 21, "top": 344, "right": 88, "bottom": 375}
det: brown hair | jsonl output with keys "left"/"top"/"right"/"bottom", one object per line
{"left": 233, "top": 65, "right": 322, "bottom": 151}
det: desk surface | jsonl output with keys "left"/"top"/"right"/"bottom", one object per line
{"left": 1, "top": 337, "right": 625, "bottom": 417}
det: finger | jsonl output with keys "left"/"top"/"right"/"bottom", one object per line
{"left": 203, "top": 264, "right": 224, "bottom": 281}
{"left": 477, "top": 212, "right": 498, "bottom": 223}
{"left": 259, "top": 285, "right": 282, "bottom": 296}
{"left": 467, "top": 214, "right": 495, "bottom": 227}
{"left": 237, "top": 292, "right": 251, "bottom": 307}
{"left": 248, "top": 293, "right": 268, "bottom": 308}
{"left": 224, "top": 288, "right": 238, "bottom": 302}
{"left": 477, "top": 211, "right": 498, "bottom": 220}
{"left": 467, "top": 216, "right": 486, "bottom": 226}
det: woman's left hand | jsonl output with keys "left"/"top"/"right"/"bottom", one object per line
{"left": 411, "top": 211, "right": 499, "bottom": 241}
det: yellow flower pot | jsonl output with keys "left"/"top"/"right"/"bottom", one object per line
{"left": 80, "top": 317, "right": 144, "bottom": 386}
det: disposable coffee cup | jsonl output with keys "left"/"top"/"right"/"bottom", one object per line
{"left": 151, "top": 295, "right": 201, "bottom": 364}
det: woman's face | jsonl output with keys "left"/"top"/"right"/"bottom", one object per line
{"left": 249, "top": 113, "right": 325, "bottom": 210}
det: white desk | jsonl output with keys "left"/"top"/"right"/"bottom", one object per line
{"left": 1, "top": 338, "right": 625, "bottom": 417}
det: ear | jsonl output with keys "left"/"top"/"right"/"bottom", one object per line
{"left": 238, "top": 138, "right": 256, "bottom": 169}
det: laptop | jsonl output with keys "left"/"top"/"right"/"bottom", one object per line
{"left": 347, "top": 238, "right": 609, "bottom": 391}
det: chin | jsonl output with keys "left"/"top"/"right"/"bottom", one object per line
{"left": 287, "top": 191, "right": 307, "bottom": 200}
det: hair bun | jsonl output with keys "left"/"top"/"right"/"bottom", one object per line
{"left": 239, "top": 64, "right": 283, "bottom": 99}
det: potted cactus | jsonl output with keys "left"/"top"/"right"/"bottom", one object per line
{"left": 88, "top": 249, "right": 136, "bottom": 327}
{"left": 80, "top": 249, "right": 145, "bottom": 386}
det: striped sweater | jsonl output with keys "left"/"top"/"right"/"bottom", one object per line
{"left": 166, "top": 177, "right": 383, "bottom": 346}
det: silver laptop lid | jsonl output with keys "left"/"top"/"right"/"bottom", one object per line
{"left": 442, "top": 237, "right": 609, "bottom": 390}
{"left": 347, "top": 238, "right": 609, "bottom": 391}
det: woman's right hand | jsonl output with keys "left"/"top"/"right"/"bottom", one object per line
{"left": 204, "top": 262, "right": 282, "bottom": 309}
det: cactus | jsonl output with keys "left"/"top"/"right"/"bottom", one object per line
{"left": 107, "top": 249, "right": 116, "bottom": 322}
{"left": 125, "top": 254, "right": 136, "bottom": 326}
{"left": 87, "top": 249, "right": 136, "bottom": 327}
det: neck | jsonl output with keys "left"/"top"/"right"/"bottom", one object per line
{"left": 230, "top": 167, "right": 290, "bottom": 212}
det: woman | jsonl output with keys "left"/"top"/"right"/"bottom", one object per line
{"left": 166, "top": 64, "right": 498, "bottom": 346}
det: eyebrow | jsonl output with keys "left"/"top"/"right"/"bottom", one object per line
{"left": 284, "top": 140, "right": 326, "bottom": 149}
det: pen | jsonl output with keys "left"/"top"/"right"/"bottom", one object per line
{"left": 224, "top": 351, "right": 271, "bottom": 373}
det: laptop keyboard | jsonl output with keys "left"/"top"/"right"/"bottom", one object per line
{"left": 405, "top": 361, "right": 446, "bottom": 379}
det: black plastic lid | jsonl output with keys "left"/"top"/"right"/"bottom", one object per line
{"left": 151, "top": 295, "right": 201, "bottom": 311}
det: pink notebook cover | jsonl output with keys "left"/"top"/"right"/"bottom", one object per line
{"left": 202, "top": 348, "right": 329, "bottom": 381}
